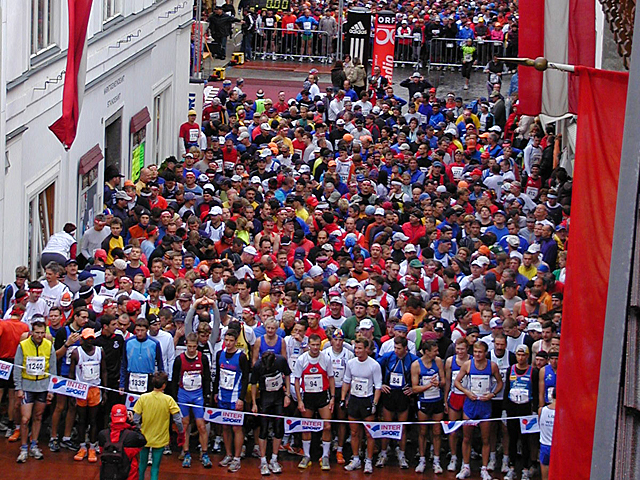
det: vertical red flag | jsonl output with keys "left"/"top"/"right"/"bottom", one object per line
{"left": 372, "top": 11, "right": 395, "bottom": 84}
{"left": 550, "top": 66, "right": 628, "bottom": 480}
{"left": 49, "top": 0, "right": 94, "bottom": 150}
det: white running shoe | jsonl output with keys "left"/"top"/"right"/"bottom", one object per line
{"left": 481, "top": 467, "right": 492, "bottom": 480}
{"left": 502, "top": 460, "right": 510, "bottom": 473}
{"left": 219, "top": 455, "right": 233, "bottom": 467}
{"left": 504, "top": 467, "right": 517, "bottom": 480}
{"left": 433, "top": 461, "right": 443, "bottom": 474}
{"left": 415, "top": 459, "right": 426, "bottom": 473}
{"left": 260, "top": 462, "right": 271, "bottom": 475}
{"left": 487, "top": 457, "right": 496, "bottom": 471}
{"left": 456, "top": 465, "right": 471, "bottom": 479}
{"left": 398, "top": 454, "right": 409, "bottom": 469}
{"left": 448, "top": 456, "right": 458, "bottom": 472}
{"left": 522, "top": 469, "right": 531, "bottom": 480}
{"left": 345, "top": 457, "right": 362, "bottom": 471}
{"left": 364, "top": 458, "right": 373, "bottom": 474}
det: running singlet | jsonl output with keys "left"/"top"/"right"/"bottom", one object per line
{"left": 450, "top": 356, "right": 466, "bottom": 395}
{"left": 468, "top": 359, "right": 492, "bottom": 397}
{"left": 218, "top": 350, "right": 244, "bottom": 403}
{"left": 490, "top": 350, "right": 510, "bottom": 400}
{"left": 418, "top": 358, "right": 441, "bottom": 403}
{"left": 259, "top": 335, "right": 283, "bottom": 356}
{"left": 293, "top": 352, "right": 332, "bottom": 394}
{"left": 508, "top": 365, "right": 533, "bottom": 404}
{"left": 60, "top": 326, "right": 82, "bottom": 377}
{"left": 179, "top": 352, "right": 205, "bottom": 392}
{"left": 543, "top": 364, "right": 556, "bottom": 404}
{"left": 325, "top": 348, "right": 353, "bottom": 388}
{"left": 285, "top": 336, "right": 305, "bottom": 372}
{"left": 76, "top": 346, "right": 102, "bottom": 385}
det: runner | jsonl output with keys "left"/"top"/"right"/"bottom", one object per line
{"left": 411, "top": 339, "right": 445, "bottom": 474}
{"left": 293, "top": 333, "right": 335, "bottom": 470}
{"left": 170, "top": 332, "right": 212, "bottom": 469}
{"left": 454, "top": 341, "right": 503, "bottom": 480}
{"left": 444, "top": 337, "right": 470, "bottom": 472}
{"left": 132, "top": 372, "right": 184, "bottom": 480}
{"left": 120, "top": 318, "right": 164, "bottom": 397}
{"left": 69, "top": 328, "right": 107, "bottom": 463}
{"left": 376, "top": 336, "right": 418, "bottom": 469}
{"left": 538, "top": 388, "right": 556, "bottom": 480}
{"left": 214, "top": 326, "right": 250, "bottom": 473}
{"left": 539, "top": 347, "right": 558, "bottom": 406}
{"left": 250, "top": 350, "right": 291, "bottom": 475}
{"left": 341, "top": 337, "right": 382, "bottom": 474}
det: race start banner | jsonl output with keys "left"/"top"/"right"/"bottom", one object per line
{"left": 48, "top": 375, "right": 89, "bottom": 400}
{"left": 204, "top": 408, "right": 245, "bottom": 426}
{"left": 372, "top": 10, "right": 396, "bottom": 83}
{"left": 520, "top": 415, "right": 541, "bottom": 434}
{"left": 125, "top": 393, "right": 140, "bottom": 410}
{"left": 364, "top": 422, "right": 403, "bottom": 440}
{"left": 0, "top": 360, "right": 13, "bottom": 381}
{"left": 284, "top": 418, "right": 324, "bottom": 434}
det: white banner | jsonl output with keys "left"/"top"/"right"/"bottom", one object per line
{"left": 520, "top": 415, "right": 541, "bottom": 434}
{"left": 0, "top": 360, "right": 13, "bottom": 380}
{"left": 125, "top": 393, "right": 140, "bottom": 410}
{"left": 47, "top": 375, "right": 89, "bottom": 400}
{"left": 204, "top": 408, "right": 245, "bottom": 426}
{"left": 284, "top": 418, "right": 324, "bottom": 434}
{"left": 364, "top": 422, "right": 403, "bottom": 440}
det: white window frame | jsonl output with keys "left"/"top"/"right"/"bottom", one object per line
{"left": 151, "top": 75, "right": 174, "bottom": 165}
{"left": 31, "top": 0, "right": 58, "bottom": 56}
{"left": 103, "top": 0, "right": 123, "bottom": 23}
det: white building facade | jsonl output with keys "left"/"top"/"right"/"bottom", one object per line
{"left": 1, "top": 0, "right": 193, "bottom": 282}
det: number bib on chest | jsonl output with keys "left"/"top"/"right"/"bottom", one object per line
{"left": 421, "top": 375, "right": 440, "bottom": 399}
{"left": 183, "top": 371, "right": 202, "bottom": 391}
{"left": 350, "top": 377, "right": 369, "bottom": 397}
{"left": 509, "top": 387, "right": 529, "bottom": 404}
{"left": 26, "top": 356, "right": 45, "bottom": 376}
{"left": 82, "top": 361, "right": 100, "bottom": 382}
{"left": 304, "top": 373, "right": 322, "bottom": 393}
{"left": 389, "top": 372, "right": 404, "bottom": 388}
{"left": 470, "top": 375, "right": 490, "bottom": 396}
{"left": 129, "top": 373, "right": 148, "bottom": 393}
{"left": 265, "top": 374, "right": 283, "bottom": 392}
{"left": 332, "top": 358, "right": 345, "bottom": 382}
{"left": 220, "top": 368, "right": 237, "bottom": 390}
{"left": 65, "top": 345, "right": 77, "bottom": 365}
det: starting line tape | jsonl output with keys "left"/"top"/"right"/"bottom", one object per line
{"left": 2, "top": 360, "right": 542, "bottom": 434}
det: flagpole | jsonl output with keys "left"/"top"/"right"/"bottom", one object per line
{"left": 497, "top": 56, "right": 575, "bottom": 73}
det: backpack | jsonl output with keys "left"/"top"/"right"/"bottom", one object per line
{"left": 100, "top": 430, "right": 131, "bottom": 480}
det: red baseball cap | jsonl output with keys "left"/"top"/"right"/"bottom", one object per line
{"left": 126, "top": 299, "right": 141, "bottom": 314}
{"left": 111, "top": 404, "right": 128, "bottom": 423}
{"left": 94, "top": 249, "right": 107, "bottom": 261}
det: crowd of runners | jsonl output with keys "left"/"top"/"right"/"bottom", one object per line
{"left": 0, "top": 1, "right": 564, "bottom": 478}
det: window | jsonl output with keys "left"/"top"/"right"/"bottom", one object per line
{"left": 31, "top": 0, "right": 55, "bottom": 55}
{"left": 104, "top": 0, "right": 122, "bottom": 22}
{"left": 28, "top": 182, "right": 56, "bottom": 279}
{"left": 152, "top": 88, "right": 171, "bottom": 165}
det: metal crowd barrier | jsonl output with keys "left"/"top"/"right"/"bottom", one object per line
{"left": 394, "top": 34, "right": 423, "bottom": 69}
{"left": 250, "top": 26, "right": 333, "bottom": 63}
{"left": 426, "top": 38, "right": 505, "bottom": 71}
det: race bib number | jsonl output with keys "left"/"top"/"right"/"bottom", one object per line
{"left": 287, "top": 23, "right": 294, "bottom": 31}
{"left": 26, "top": 356, "right": 46, "bottom": 376}
{"left": 470, "top": 375, "right": 490, "bottom": 396}
{"left": 350, "top": 377, "right": 369, "bottom": 397}
{"left": 304, "top": 373, "right": 322, "bottom": 393}
{"left": 189, "top": 129, "right": 199, "bottom": 142}
{"left": 220, "top": 368, "right": 237, "bottom": 390}
{"left": 183, "top": 371, "right": 202, "bottom": 391}
{"left": 266, "top": 18, "right": 274, "bottom": 27}
{"left": 389, "top": 372, "right": 404, "bottom": 388}
{"left": 509, "top": 387, "right": 529, "bottom": 404}
{"left": 451, "top": 166, "right": 464, "bottom": 180}
{"left": 421, "top": 375, "right": 440, "bottom": 400}
{"left": 490, "top": 73, "right": 500, "bottom": 84}
{"left": 224, "top": 161, "right": 236, "bottom": 171}
{"left": 65, "top": 346, "right": 77, "bottom": 365}
{"left": 303, "top": 21, "right": 311, "bottom": 31}
{"left": 463, "top": 53, "right": 473, "bottom": 62}
{"left": 432, "top": 29, "right": 440, "bottom": 35}
{"left": 210, "top": 111, "right": 220, "bottom": 121}
{"left": 82, "top": 361, "right": 100, "bottom": 382}
{"left": 526, "top": 186, "right": 539, "bottom": 198}
{"left": 332, "top": 359, "right": 345, "bottom": 383}
{"left": 265, "top": 374, "right": 283, "bottom": 392}
{"left": 129, "top": 373, "right": 148, "bottom": 393}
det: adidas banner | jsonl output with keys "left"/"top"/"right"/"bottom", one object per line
{"left": 344, "top": 8, "right": 372, "bottom": 66}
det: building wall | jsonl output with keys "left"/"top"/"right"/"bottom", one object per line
{"left": 2, "top": 0, "right": 192, "bottom": 282}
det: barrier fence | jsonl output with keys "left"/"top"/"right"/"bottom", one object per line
{"left": 426, "top": 37, "right": 505, "bottom": 71}
{"left": 3, "top": 360, "right": 543, "bottom": 435}
{"left": 250, "top": 27, "right": 334, "bottom": 63}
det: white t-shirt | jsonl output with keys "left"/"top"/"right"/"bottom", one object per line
{"left": 506, "top": 332, "right": 526, "bottom": 353}
{"left": 539, "top": 405, "right": 556, "bottom": 446}
{"left": 379, "top": 337, "right": 417, "bottom": 356}
{"left": 324, "top": 347, "right": 354, "bottom": 387}
{"left": 343, "top": 356, "right": 382, "bottom": 398}
{"left": 319, "top": 315, "right": 346, "bottom": 330}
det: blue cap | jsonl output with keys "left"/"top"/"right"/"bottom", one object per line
{"left": 78, "top": 271, "right": 96, "bottom": 281}
{"left": 356, "top": 174, "right": 366, "bottom": 182}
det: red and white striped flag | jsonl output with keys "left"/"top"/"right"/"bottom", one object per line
{"left": 518, "top": 0, "right": 595, "bottom": 116}
{"left": 49, "top": 0, "right": 94, "bottom": 149}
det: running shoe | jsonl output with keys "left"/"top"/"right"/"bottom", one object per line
{"left": 88, "top": 447, "right": 97, "bottom": 463}
{"left": 8, "top": 428, "right": 20, "bottom": 442}
{"left": 16, "top": 448, "right": 28, "bottom": 463}
{"left": 504, "top": 467, "right": 517, "bottom": 480}
{"left": 480, "top": 467, "right": 492, "bottom": 480}
{"left": 321, "top": 456, "right": 330, "bottom": 470}
{"left": 456, "top": 465, "right": 471, "bottom": 479}
{"left": 60, "top": 438, "right": 78, "bottom": 451}
{"left": 447, "top": 456, "right": 458, "bottom": 471}
{"left": 48, "top": 438, "right": 60, "bottom": 453}
{"left": 364, "top": 458, "right": 373, "bottom": 474}
{"left": 375, "top": 453, "right": 387, "bottom": 468}
{"left": 298, "top": 455, "right": 311, "bottom": 469}
{"left": 219, "top": 455, "right": 233, "bottom": 467}
{"left": 228, "top": 458, "right": 241, "bottom": 472}
{"left": 260, "top": 462, "right": 271, "bottom": 475}
{"left": 344, "top": 457, "right": 362, "bottom": 471}
{"left": 487, "top": 457, "right": 496, "bottom": 471}
{"left": 433, "top": 460, "right": 443, "bottom": 474}
{"left": 269, "top": 459, "right": 282, "bottom": 474}
{"left": 163, "top": 445, "right": 172, "bottom": 456}
{"left": 182, "top": 453, "right": 191, "bottom": 468}
{"left": 178, "top": 450, "right": 186, "bottom": 461}
{"left": 212, "top": 437, "right": 222, "bottom": 453}
{"left": 74, "top": 446, "right": 87, "bottom": 461}
{"left": 398, "top": 453, "right": 409, "bottom": 469}
{"left": 201, "top": 453, "right": 212, "bottom": 469}
{"left": 5, "top": 426, "right": 16, "bottom": 438}
{"left": 415, "top": 458, "right": 427, "bottom": 473}
{"left": 252, "top": 444, "right": 261, "bottom": 458}
{"left": 502, "top": 460, "right": 510, "bottom": 474}
{"left": 29, "top": 444, "right": 44, "bottom": 460}
{"left": 336, "top": 451, "right": 345, "bottom": 464}
{"left": 522, "top": 469, "right": 531, "bottom": 480}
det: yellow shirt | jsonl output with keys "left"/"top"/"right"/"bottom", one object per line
{"left": 133, "top": 390, "right": 180, "bottom": 448}
{"left": 105, "top": 236, "right": 124, "bottom": 265}
{"left": 518, "top": 264, "right": 538, "bottom": 280}
{"left": 296, "top": 207, "right": 309, "bottom": 222}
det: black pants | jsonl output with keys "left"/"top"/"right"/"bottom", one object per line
{"left": 506, "top": 402, "right": 533, "bottom": 469}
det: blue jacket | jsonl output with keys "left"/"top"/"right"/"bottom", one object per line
{"left": 120, "top": 336, "right": 164, "bottom": 389}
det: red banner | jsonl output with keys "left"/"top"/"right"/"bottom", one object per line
{"left": 372, "top": 11, "right": 395, "bottom": 84}
{"left": 550, "top": 66, "right": 628, "bottom": 480}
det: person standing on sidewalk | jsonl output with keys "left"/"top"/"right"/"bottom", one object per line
{"left": 13, "top": 319, "right": 56, "bottom": 463}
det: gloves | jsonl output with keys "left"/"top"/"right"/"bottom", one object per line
{"left": 177, "top": 431, "right": 186, "bottom": 448}
{"left": 371, "top": 403, "right": 377, "bottom": 415}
